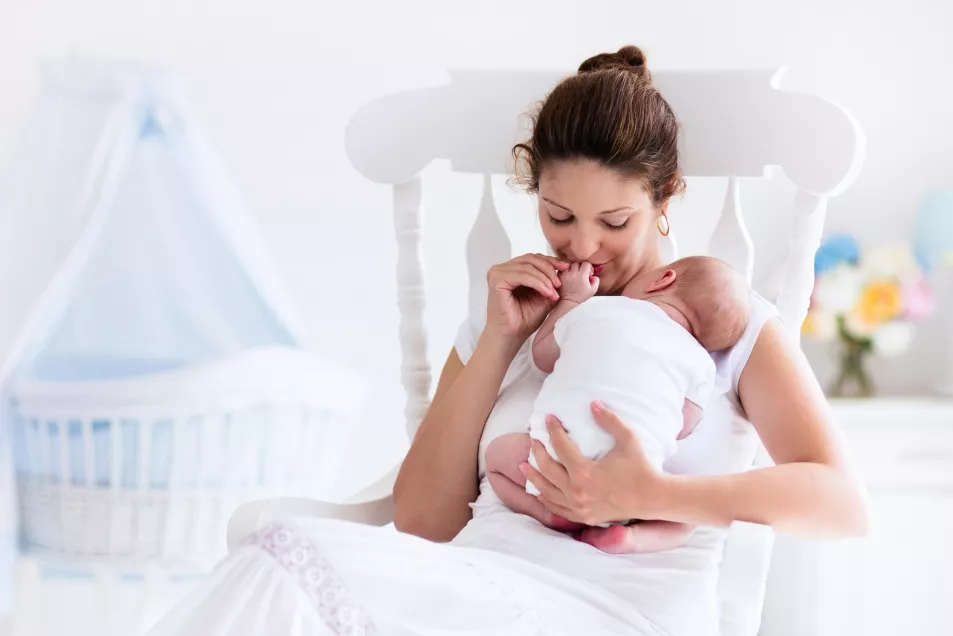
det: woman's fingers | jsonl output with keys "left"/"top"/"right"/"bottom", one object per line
{"left": 491, "top": 255, "right": 562, "bottom": 299}
{"left": 530, "top": 440, "right": 570, "bottom": 489}
{"left": 514, "top": 263, "right": 559, "bottom": 299}
{"left": 522, "top": 462, "right": 563, "bottom": 504}
{"left": 537, "top": 496, "right": 578, "bottom": 521}
{"left": 532, "top": 253, "right": 570, "bottom": 271}
{"left": 545, "top": 415, "right": 588, "bottom": 471}
{"left": 521, "top": 253, "right": 568, "bottom": 285}
{"left": 493, "top": 269, "right": 557, "bottom": 301}
{"left": 591, "top": 401, "right": 637, "bottom": 449}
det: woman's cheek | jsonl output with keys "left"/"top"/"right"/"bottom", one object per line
{"left": 545, "top": 230, "right": 569, "bottom": 257}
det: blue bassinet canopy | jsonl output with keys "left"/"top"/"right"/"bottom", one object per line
{"left": 0, "top": 58, "right": 307, "bottom": 383}
{"left": 0, "top": 57, "right": 312, "bottom": 613}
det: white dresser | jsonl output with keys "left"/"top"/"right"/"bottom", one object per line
{"left": 760, "top": 398, "right": 953, "bottom": 636}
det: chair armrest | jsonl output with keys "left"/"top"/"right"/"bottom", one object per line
{"left": 717, "top": 446, "right": 776, "bottom": 636}
{"left": 226, "top": 465, "right": 398, "bottom": 550}
{"left": 718, "top": 520, "right": 775, "bottom": 636}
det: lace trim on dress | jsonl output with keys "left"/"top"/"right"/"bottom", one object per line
{"left": 250, "top": 522, "right": 378, "bottom": 636}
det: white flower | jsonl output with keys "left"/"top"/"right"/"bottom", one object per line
{"left": 872, "top": 322, "right": 915, "bottom": 357}
{"left": 804, "top": 309, "right": 838, "bottom": 341}
{"left": 844, "top": 312, "right": 877, "bottom": 340}
{"left": 862, "top": 245, "right": 921, "bottom": 283}
{"left": 813, "top": 264, "right": 864, "bottom": 314}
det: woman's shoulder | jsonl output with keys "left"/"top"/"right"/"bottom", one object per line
{"left": 711, "top": 290, "right": 780, "bottom": 397}
{"left": 667, "top": 292, "right": 781, "bottom": 475}
{"left": 453, "top": 291, "right": 488, "bottom": 364}
{"left": 747, "top": 289, "right": 780, "bottom": 329}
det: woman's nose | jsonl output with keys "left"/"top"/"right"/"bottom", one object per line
{"left": 570, "top": 232, "right": 599, "bottom": 262}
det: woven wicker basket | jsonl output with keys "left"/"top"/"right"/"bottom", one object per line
{"left": 9, "top": 346, "right": 365, "bottom": 567}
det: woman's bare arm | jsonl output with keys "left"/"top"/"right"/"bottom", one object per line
{"left": 394, "top": 252, "right": 567, "bottom": 542}
{"left": 657, "top": 318, "right": 869, "bottom": 536}
{"left": 525, "top": 318, "right": 869, "bottom": 538}
{"left": 393, "top": 335, "right": 521, "bottom": 542}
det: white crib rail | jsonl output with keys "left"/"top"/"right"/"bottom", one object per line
{"left": 710, "top": 178, "right": 755, "bottom": 285}
{"left": 393, "top": 178, "right": 431, "bottom": 439}
{"left": 12, "top": 400, "right": 356, "bottom": 567}
{"left": 10, "top": 347, "right": 366, "bottom": 567}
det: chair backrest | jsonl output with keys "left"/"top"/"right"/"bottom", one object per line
{"left": 344, "top": 67, "right": 864, "bottom": 636}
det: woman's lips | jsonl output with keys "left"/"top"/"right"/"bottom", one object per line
{"left": 592, "top": 264, "right": 606, "bottom": 275}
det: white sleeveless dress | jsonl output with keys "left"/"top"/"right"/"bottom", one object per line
{"left": 148, "top": 292, "right": 778, "bottom": 636}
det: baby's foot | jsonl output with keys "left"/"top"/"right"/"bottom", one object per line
{"left": 574, "top": 524, "right": 634, "bottom": 554}
{"left": 576, "top": 521, "right": 694, "bottom": 554}
{"left": 542, "top": 511, "right": 586, "bottom": 533}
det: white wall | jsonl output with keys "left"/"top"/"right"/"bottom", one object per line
{"left": 2, "top": 0, "right": 952, "bottom": 492}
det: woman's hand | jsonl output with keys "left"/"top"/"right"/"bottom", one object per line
{"left": 522, "top": 401, "right": 668, "bottom": 526}
{"left": 485, "top": 253, "right": 569, "bottom": 343}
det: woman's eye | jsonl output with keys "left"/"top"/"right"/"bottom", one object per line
{"left": 602, "top": 218, "right": 630, "bottom": 231}
{"left": 548, "top": 215, "right": 573, "bottom": 226}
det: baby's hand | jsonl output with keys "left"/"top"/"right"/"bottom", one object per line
{"left": 560, "top": 262, "right": 600, "bottom": 303}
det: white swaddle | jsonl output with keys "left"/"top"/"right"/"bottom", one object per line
{"left": 527, "top": 297, "right": 715, "bottom": 496}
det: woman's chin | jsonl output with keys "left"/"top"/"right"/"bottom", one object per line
{"left": 595, "top": 276, "right": 620, "bottom": 295}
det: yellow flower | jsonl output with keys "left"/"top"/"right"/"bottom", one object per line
{"left": 802, "top": 313, "right": 817, "bottom": 335}
{"left": 855, "top": 280, "right": 902, "bottom": 325}
{"left": 802, "top": 309, "right": 836, "bottom": 340}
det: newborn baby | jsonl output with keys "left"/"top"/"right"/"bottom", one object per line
{"left": 485, "top": 255, "right": 750, "bottom": 553}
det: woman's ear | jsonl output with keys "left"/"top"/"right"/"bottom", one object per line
{"left": 645, "top": 269, "right": 677, "bottom": 293}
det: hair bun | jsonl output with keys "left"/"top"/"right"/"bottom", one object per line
{"left": 578, "top": 45, "right": 650, "bottom": 81}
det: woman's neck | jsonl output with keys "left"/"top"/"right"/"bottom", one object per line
{"left": 607, "top": 254, "right": 665, "bottom": 296}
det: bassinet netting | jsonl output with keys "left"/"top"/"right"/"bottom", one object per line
{"left": 0, "top": 58, "right": 366, "bottom": 577}
{"left": 2, "top": 59, "right": 304, "bottom": 385}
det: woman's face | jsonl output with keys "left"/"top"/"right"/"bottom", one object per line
{"left": 537, "top": 158, "right": 664, "bottom": 295}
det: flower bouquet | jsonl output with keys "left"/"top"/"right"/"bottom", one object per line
{"left": 803, "top": 235, "right": 935, "bottom": 397}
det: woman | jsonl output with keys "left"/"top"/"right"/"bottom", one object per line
{"left": 151, "top": 46, "right": 867, "bottom": 636}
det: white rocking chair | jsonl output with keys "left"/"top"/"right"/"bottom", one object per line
{"left": 226, "top": 67, "right": 864, "bottom": 636}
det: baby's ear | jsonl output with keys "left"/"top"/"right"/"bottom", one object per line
{"left": 645, "top": 269, "right": 677, "bottom": 293}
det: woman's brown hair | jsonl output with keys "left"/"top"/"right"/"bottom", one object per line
{"left": 513, "top": 45, "right": 685, "bottom": 206}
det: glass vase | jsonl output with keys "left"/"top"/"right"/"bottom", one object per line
{"left": 829, "top": 337, "right": 874, "bottom": 397}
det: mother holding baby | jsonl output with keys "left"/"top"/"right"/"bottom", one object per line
{"left": 151, "top": 46, "right": 868, "bottom": 636}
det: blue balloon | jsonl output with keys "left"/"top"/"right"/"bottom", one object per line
{"left": 814, "top": 233, "right": 860, "bottom": 275}
{"left": 913, "top": 190, "right": 953, "bottom": 273}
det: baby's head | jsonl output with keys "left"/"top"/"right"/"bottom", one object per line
{"left": 625, "top": 256, "right": 750, "bottom": 352}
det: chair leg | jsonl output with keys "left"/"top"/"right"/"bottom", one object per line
{"left": 9, "top": 558, "right": 40, "bottom": 636}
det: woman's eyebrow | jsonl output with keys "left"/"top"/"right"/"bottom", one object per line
{"left": 541, "top": 196, "right": 636, "bottom": 215}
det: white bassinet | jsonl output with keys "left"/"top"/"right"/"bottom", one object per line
{"left": 10, "top": 346, "right": 364, "bottom": 568}
{"left": 0, "top": 58, "right": 375, "bottom": 633}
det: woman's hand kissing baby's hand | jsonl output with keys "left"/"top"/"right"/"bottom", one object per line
{"left": 559, "top": 262, "right": 600, "bottom": 303}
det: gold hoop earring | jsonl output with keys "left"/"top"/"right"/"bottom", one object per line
{"left": 657, "top": 214, "right": 671, "bottom": 237}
